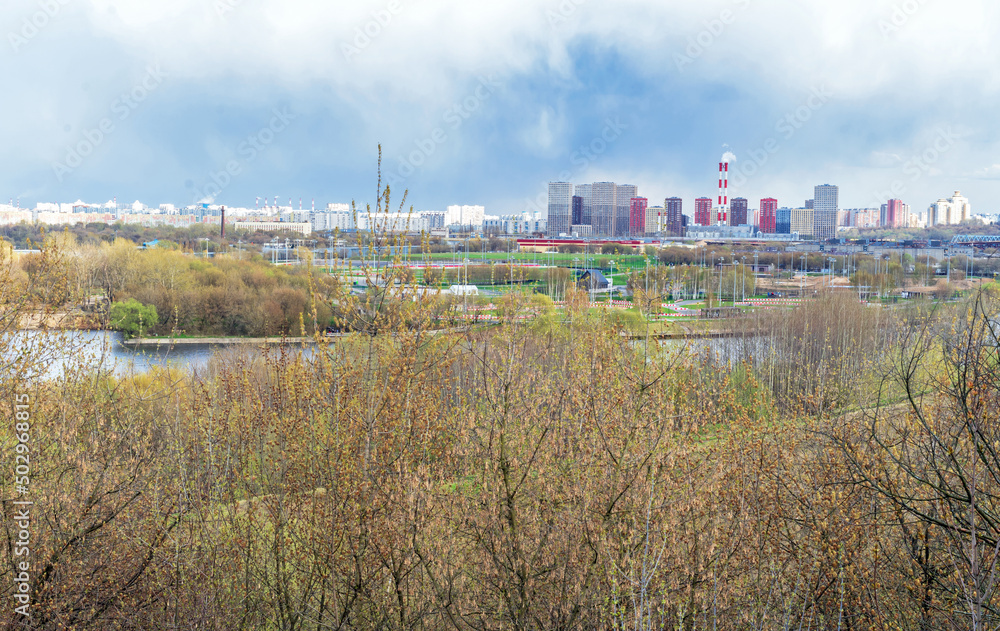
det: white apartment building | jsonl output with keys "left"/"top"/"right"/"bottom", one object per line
{"left": 234, "top": 221, "right": 312, "bottom": 236}
{"left": 927, "top": 191, "right": 971, "bottom": 226}
{"left": 445, "top": 205, "right": 486, "bottom": 228}
{"left": 846, "top": 208, "right": 880, "bottom": 228}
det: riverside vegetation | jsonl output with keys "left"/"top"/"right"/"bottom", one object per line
{"left": 3, "top": 182, "right": 1000, "bottom": 628}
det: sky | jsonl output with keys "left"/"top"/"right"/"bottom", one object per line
{"left": 2, "top": 0, "right": 999, "bottom": 218}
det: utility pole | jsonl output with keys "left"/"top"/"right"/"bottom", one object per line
{"left": 718, "top": 257, "right": 723, "bottom": 304}
{"left": 732, "top": 256, "right": 738, "bottom": 304}
{"left": 741, "top": 255, "right": 746, "bottom": 302}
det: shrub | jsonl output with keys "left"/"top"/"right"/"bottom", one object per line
{"left": 109, "top": 298, "right": 158, "bottom": 338}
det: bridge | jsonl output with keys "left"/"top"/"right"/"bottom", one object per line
{"left": 951, "top": 235, "right": 1000, "bottom": 246}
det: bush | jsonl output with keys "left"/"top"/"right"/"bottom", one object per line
{"left": 109, "top": 299, "right": 158, "bottom": 338}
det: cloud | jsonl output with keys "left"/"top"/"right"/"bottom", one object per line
{"left": 973, "top": 164, "right": 1000, "bottom": 180}
{"left": 2, "top": 0, "right": 1000, "bottom": 213}
{"left": 869, "top": 151, "right": 902, "bottom": 168}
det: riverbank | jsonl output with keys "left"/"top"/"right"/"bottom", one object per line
{"left": 122, "top": 336, "right": 315, "bottom": 347}
{"left": 121, "top": 326, "right": 487, "bottom": 347}
{"left": 624, "top": 329, "right": 762, "bottom": 341}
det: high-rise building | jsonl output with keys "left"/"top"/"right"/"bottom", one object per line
{"left": 445, "top": 205, "right": 486, "bottom": 228}
{"left": 881, "top": 198, "right": 907, "bottom": 228}
{"left": 790, "top": 208, "right": 815, "bottom": 238}
{"left": 616, "top": 184, "right": 637, "bottom": 236}
{"left": 730, "top": 197, "right": 749, "bottom": 226}
{"left": 776, "top": 207, "right": 792, "bottom": 234}
{"left": 805, "top": 199, "right": 814, "bottom": 209}
{"left": 645, "top": 205, "right": 663, "bottom": 236}
{"left": 760, "top": 198, "right": 778, "bottom": 233}
{"left": 574, "top": 184, "right": 592, "bottom": 226}
{"left": 629, "top": 197, "right": 648, "bottom": 235}
{"left": 664, "top": 197, "right": 684, "bottom": 236}
{"left": 812, "top": 185, "right": 838, "bottom": 240}
{"left": 591, "top": 182, "right": 617, "bottom": 236}
{"left": 694, "top": 197, "right": 713, "bottom": 226}
{"left": 927, "top": 191, "right": 970, "bottom": 226}
{"left": 572, "top": 196, "right": 583, "bottom": 225}
{"left": 546, "top": 182, "right": 572, "bottom": 236}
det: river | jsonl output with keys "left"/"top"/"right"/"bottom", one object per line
{"left": 19, "top": 331, "right": 318, "bottom": 380}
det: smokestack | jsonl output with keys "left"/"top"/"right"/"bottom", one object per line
{"left": 717, "top": 156, "right": 731, "bottom": 225}
{"left": 221, "top": 206, "right": 226, "bottom": 238}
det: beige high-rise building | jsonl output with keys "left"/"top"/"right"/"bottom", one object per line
{"left": 927, "top": 191, "right": 971, "bottom": 226}
{"left": 645, "top": 205, "right": 663, "bottom": 235}
{"left": 789, "top": 208, "right": 814, "bottom": 238}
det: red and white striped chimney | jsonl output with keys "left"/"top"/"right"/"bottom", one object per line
{"left": 717, "top": 161, "right": 729, "bottom": 225}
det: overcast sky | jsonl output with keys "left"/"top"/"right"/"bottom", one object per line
{"left": 2, "top": 0, "right": 998, "bottom": 217}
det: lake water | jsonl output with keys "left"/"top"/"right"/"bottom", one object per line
{"left": 32, "top": 331, "right": 218, "bottom": 378}
{"left": 19, "top": 331, "right": 317, "bottom": 380}
{"left": 23, "top": 330, "right": 770, "bottom": 380}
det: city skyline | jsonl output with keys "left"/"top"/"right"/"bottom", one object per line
{"left": 1, "top": 0, "right": 998, "bottom": 215}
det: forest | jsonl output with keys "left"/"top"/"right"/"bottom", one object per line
{"left": 1, "top": 225, "right": 1000, "bottom": 629}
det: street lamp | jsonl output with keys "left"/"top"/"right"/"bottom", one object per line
{"left": 732, "top": 256, "right": 738, "bottom": 305}
{"left": 609, "top": 259, "right": 615, "bottom": 301}
{"left": 718, "top": 257, "right": 724, "bottom": 304}
{"left": 741, "top": 255, "right": 746, "bottom": 302}
{"left": 800, "top": 254, "right": 806, "bottom": 295}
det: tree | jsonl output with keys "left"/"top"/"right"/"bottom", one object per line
{"left": 836, "top": 290, "right": 1000, "bottom": 627}
{"left": 109, "top": 299, "right": 158, "bottom": 338}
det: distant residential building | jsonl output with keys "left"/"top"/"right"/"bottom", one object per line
{"left": 422, "top": 211, "right": 446, "bottom": 229}
{"left": 790, "top": 208, "right": 814, "bottom": 239}
{"left": 312, "top": 211, "right": 355, "bottom": 231}
{"left": 577, "top": 182, "right": 639, "bottom": 236}
{"left": 760, "top": 198, "right": 778, "bottom": 234}
{"left": 235, "top": 221, "right": 312, "bottom": 236}
{"left": 616, "top": 184, "right": 637, "bottom": 236}
{"left": 546, "top": 183, "right": 572, "bottom": 236}
{"left": 575, "top": 184, "right": 593, "bottom": 226}
{"left": 730, "top": 197, "right": 749, "bottom": 226}
{"left": 571, "top": 196, "right": 584, "bottom": 225}
{"left": 812, "top": 185, "right": 838, "bottom": 240}
{"left": 927, "top": 191, "right": 971, "bottom": 226}
{"left": 629, "top": 197, "right": 648, "bottom": 235}
{"left": 645, "top": 205, "right": 663, "bottom": 236}
{"left": 591, "top": 182, "right": 617, "bottom": 236}
{"left": 664, "top": 197, "right": 684, "bottom": 236}
{"left": 685, "top": 224, "right": 755, "bottom": 240}
{"left": 446, "top": 204, "right": 486, "bottom": 229}
{"left": 776, "top": 207, "right": 792, "bottom": 234}
{"left": 485, "top": 213, "right": 547, "bottom": 235}
{"left": 881, "top": 199, "right": 909, "bottom": 228}
{"left": 694, "top": 197, "right": 713, "bottom": 226}
{"left": 805, "top": 199, "right": 814, "bottom": 209}
{"left": 846, "top": 208, "right": 879, "bottom": 228}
